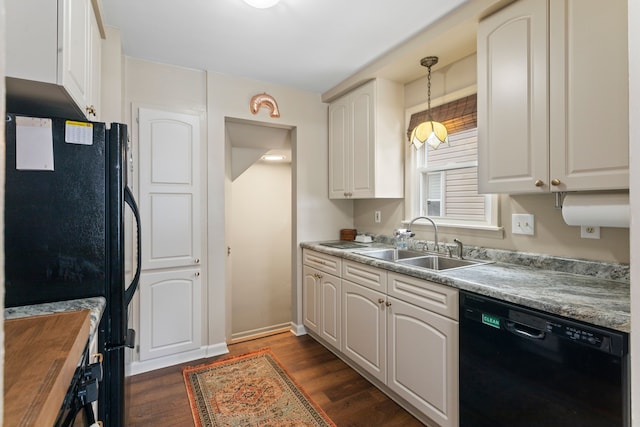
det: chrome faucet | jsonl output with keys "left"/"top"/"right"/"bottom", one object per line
{"left": 453, "top": 238, "right": 463, "bottom": 259}
{"left": 407, "top": 216, "right": 438, "bottom": 252}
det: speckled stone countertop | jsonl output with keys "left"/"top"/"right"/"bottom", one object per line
{"left": 4, "top": 297, "right": 106, "bottom": 342}
{"left": 301, "top": 241, "right": 630, "bottom": 333}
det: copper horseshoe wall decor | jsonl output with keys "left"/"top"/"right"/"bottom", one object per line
{"left": 250, "top": 93, "right": 281, "bottom": 118}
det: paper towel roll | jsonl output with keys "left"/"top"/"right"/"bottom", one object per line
{"left": 561, "top": 193, "right": 630, "bottom": 228}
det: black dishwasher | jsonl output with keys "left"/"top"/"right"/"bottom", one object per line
{"left": 459, "top": 291, "right": 629, "bottom": 427}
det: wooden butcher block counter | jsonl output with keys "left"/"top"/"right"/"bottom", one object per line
{"left": 4, "top": 309, "right": 90, "bottom": 427}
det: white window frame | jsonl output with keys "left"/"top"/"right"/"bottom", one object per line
{"left": 403, "top": 87, "right": 503, "bottom": 237}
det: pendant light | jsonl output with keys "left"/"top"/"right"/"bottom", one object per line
{"left": 409, "top": 56, "right": 449, "bottom": 150}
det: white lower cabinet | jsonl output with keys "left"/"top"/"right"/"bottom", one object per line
{"left": 387, "top": 296, "right": 458, "bottom": 427}
{"left": 302, "top": 265, "right": 341, "bottom": 350}
{"left": 341, "top": 280, "right": 386, "bottom": 382}
{"left": 139, "top": 268, "right": 202, "bottom": 361}
{"left": 303, "top": 251, "right": 459, "bottom": 427}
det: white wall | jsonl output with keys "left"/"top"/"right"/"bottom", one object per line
{"left": 207, "top": 72, "right": 353, "bottom": 345}
{"left": 231, "top": 161, "right": 291, "bottom": 339}
{"left": 100, "top": 26, "right": 124, "bottom": 124}
{"left": 628, "top": 0, "right": 639, "bottom": 424}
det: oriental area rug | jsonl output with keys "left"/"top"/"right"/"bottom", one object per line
{"left": 183, "top": 348, "right": 336, "bottom": 427}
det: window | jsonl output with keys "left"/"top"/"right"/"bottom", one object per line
{"left": 407, "top": 94, "right": 499, "bottom": 230}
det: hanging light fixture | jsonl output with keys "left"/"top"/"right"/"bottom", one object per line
{"left": 409, "top": 56, "right": 448, "bottom": 150}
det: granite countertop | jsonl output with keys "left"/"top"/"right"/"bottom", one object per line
{"left": 4, "top": 296, "right": 106, "bottom": 342}
{"left": 301, "top": 242, "right": 630, "bottom": 333}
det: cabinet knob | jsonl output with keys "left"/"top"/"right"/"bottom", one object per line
{"left": 195, "top": 271, "right": 200, "bottom": 277}
{"left": 314, "top": 273, "right": 323, "bottom": 279}
{"left": 534, "top": 179, "right": 544, "bottom": 187}
{"left": 385, "top": 302, "right": 392, "bottom": 307}
{"left": 378, "top": 298, "right": 384, "bottom": 304}
{"left": 86, "top": 105, "right": 97, "bottom": 116}
{"left": 551, "top": 178, "right": 561, "bottom": 186}
{"left": 195, "top": 258, "right": 200, "bottom": 264}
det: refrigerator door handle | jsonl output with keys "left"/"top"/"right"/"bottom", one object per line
{"left": 124, "top": 186, "right": 141, "bottom": 307}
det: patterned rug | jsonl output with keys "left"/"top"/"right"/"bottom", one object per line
{"left": 183, "top": 348, "right": 336, "bottom": 427}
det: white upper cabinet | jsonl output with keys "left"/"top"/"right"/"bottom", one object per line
{"left": 478, "top": 0, "right": 629, "bottom": 194}
{"left": 6, "top": 0, "right": 103, "bottom": 120}
{"left": 548, "top": 0, "right": 628, "bottom": 192}
{"left": 329, "top": 79, "right": 404, "bottom": 199}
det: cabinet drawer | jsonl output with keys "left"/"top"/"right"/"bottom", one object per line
{"left": 303, "top": 250, "right": 342, "bottom": 276}
{"left": 342, "top": 260, "right": 387, "bottom": 292}
{"left": 388, "top": 272, "right": 458, "bottom": 320}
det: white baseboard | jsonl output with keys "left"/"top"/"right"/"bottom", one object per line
{"left": 289, "top": 322, "right": 307, "bottom": 336}
{"left": 126, "top": 341, "right": 229, "bottom": 376}
{"left": 230, "top": 323, "right": 291, "bottom": 342}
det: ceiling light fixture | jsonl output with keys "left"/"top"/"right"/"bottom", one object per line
{"left": 409, "top": 56, "right": 448, "bottom": 150}
{"left": 262, "top": 154, "right": 286, "bottom": 161}
{"left": 243, "top": 0, "right": 280, "bottom": 9}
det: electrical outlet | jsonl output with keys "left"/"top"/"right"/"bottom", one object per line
{"left": 374, "top": 210, "right": 381, "bottom": 223}
{"left": 581, "top": 226, "right": 600, "bottom": 239}
{"left": 512, "top": 214, "right": 535, "bottom": 235}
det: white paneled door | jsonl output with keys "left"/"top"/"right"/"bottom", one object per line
{"left": 138, "top": 108, "right": 202, "bottom": 270}
{"left": 139, "top": 268, "right": 202, "bottom": 360}
{"left": 137, "top": 107, "right": 205, "bottom": 364}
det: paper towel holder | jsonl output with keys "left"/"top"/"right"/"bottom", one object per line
{"left": 554, "top": 192, "right": 566, "bottom": 209}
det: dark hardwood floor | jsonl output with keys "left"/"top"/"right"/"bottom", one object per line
{"left": 125, "top": 332, "right": 425, "bottom": 426}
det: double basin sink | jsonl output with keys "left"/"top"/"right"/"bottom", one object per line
{"left": 356, "top": 248, "right": 490, "bottom": 271}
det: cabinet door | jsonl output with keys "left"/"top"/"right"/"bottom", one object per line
{"left": 319, "top": 273, "right": 341, "bottom": 350}
{"left": 302, "top": 266, "right": 320, "bottom": 334}
{"left": 139, "top": 268, "right": 203, "bottom": 361}
{"left": 139, "top": 108, "right": 203, "bottom": 270}
{"left": 549, "top": 0, "right": 628, "bottom": 191}
{"left": 350, "top": 82, "right": 375, "bottom": 198}
{"left": 60, "top": 0, "right": 91, "bottom": 114}
{"left": 478, "top": 0, "right": 549, "bottom": 194}
{"left": 387, "top": 297, "right": 458, "bottom": 427}
{"left": 342, "top": 280, "right": 386, "bottom": 382}
{"left": 329, "top": 97, "right": 350, "bottom": 199}
{"left": 87, "top": 7, "right": 102, "bottom": 121}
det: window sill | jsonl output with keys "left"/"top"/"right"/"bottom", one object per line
{"left": 401, "top": 219, "right": 505, "bottom": 240}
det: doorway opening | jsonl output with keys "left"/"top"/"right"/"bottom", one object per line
{"left": 225, "top": 118, "right": 293, "bottom": 343}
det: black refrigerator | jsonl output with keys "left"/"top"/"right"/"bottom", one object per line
{"left": 4, "top": 113, "right": 141, "bottom": 426}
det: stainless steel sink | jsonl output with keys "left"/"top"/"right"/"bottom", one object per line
{"left": 397, "top": 256, "right": 489, "bottom": 271}
{"left": 357, "top": 248, "right": 490, "bottom": 271}
{"left": 357, "top": 249, "right": 426, "bottom": 261}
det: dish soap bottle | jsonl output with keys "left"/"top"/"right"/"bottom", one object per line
{"left": 394, "top": 229, "right": 412, "bottom": 250}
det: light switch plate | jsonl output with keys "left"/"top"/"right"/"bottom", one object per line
{"left": 512, "top": 214, "right": 535, "bottom": 235}
{"left": 374, "top": 210, "right": 381, "bottom": 223}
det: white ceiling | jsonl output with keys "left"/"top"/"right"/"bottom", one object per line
{"left": 101, "top": 0, "right": 472, "bottom": 94}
